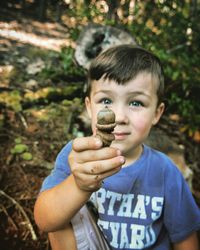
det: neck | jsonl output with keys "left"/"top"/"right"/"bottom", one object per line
{"left": 122, "top": 145, "right": 143, "bottom": 168}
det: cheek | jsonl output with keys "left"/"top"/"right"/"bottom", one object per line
{"left": 132, "top": 114, "right": 152, "bottom": 134}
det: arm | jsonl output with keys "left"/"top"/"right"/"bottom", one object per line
{"left": 34, "top": 136, "right": 124, "bottom": 232}
{"left": 48, "top": 223, "right": 77, "bottom": 250}
{"left": 34, "top": 174, "right": 91, "bottom": 232}
{"left": 173, "top": 232, "right": 199, "bottom": 250}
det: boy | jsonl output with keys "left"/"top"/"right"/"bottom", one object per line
{"left": 34, "top": 45, "right": 200, "bottom": 249}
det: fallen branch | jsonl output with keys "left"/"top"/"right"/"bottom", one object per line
{"left": 0, "top": 204, "right": 18, "bottom": 231}
{"left": 167, "top": 42, "right": 187, "bottom": 53}
{"left": 0, "top": 189, "right": 37, "bottom": 241}
{"left": 18, "top": 112, "right": 28, "bottom": 129}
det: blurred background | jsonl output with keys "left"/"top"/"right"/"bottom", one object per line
{"left": 0, "top": 0, "right": 199, "bottom": 249}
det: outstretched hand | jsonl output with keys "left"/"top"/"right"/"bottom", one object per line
{"left": 68, "top": 136, "right": 125, "bottom": 192}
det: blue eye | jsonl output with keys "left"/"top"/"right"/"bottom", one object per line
{"left": 129, "top": 101, "right": 143, "bottom": 107}
{"left": 100, "top": 98, "right": 112, "bottom": 105}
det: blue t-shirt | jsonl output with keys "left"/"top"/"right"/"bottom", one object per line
{"left": 40, "top": 141, "right": 200, "bottom": 250}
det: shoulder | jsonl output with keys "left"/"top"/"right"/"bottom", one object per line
{"left": 144, "top": 146, "right": 196, "bottom": 206}
{"left": 56, "top": 141, "right": 73, "bottom": 158}
{"left": 143, "top": 144, "right": 181, "bottom": 175}
{"left": 55, "top": 141, "right": 73, "bottom": 168}
{"left": 143, "top": 144, "right": 186, "bottom": 192}
{"left": 40, "top": 141, "right": 72, "bottom": 192}
{"left": 144, "top": 145, "right": 200, "bottom": 242}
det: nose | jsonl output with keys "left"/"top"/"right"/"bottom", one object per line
{"left": 114, "top": 106, "right": 129, "bottom": 124}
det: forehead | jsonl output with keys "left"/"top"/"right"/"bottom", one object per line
{"left": 90, "top": 72, "right": 159, "bottom": 96}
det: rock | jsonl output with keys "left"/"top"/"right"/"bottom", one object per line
{"left": 26, "top": 58, "right": 45, "bottom": 75}
{"left": 24, "top": 79, "right": 38, "bottom": 89}
{"left": 0, "top": 65, "right": 15, "bottom": 87}
{"left": 75, "top": 23, "right": 137, "bottom": 69}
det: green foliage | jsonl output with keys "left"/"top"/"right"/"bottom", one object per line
{"left": 68, "top": 27, "right": 81, "bottom": 41}
{"left": 0, "top": 90, "right": 22, "bottom": 112}
{"left": 21, "top": 152, "right": 33, "bottom": 161}
{"left": 14, "top": 138, "right": 22, "bottom": 144}
{"left": 24, "top": 85, "right": 82, "bottom": 105}
{"left": 39, "top": 47, "right": 85, "bottom": 81}
{"left": 60, "top": 0, "right": 199, "bottom": 129}
{"left": 11, "top": 138, "right": 33, "bottom": 161}
{"left": 2, "top": 1, "right": 198, "bottom": 130}
{"left": 125, "top": 1, "right": 200, "bottom": 129}
{"left": 60, "top": 47, "right": 75, "bottom": 71}
{"left": 11, "top": 144, "right": 28, "bottom": 154}
{"left": 0, "top": 113, "right": 4, "bottom": 128}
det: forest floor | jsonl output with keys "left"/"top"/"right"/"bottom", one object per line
{"left": 0, "top": 6, "right": 86, "bottom": 250}
{"left": 0, "top": 5, "right": 200, "bottom": 250}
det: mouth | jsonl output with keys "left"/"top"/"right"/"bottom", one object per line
{"left": 113, "top": 132, "right": 130, "bottom": 140}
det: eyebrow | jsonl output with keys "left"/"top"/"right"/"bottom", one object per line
{"left": 94, "top": 90, "right": 151, "bottom": 98}
{"left": 127, "top": 91, "right": 151, "bottom": 98}
{"left": 93, "top": 90, "right": 113, "bottom": 95}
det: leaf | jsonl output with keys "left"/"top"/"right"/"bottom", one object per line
{"left": 179, "top": 125, "right": 189, "bottom": 133}
{"left": 11, "top": 144, "right": 28, "bottom": 154}
{"left": 21, "top": 152, "right": 33, "bottom": 161}
{"left": 169, "top": 114, "right": 180, "bottom": 122}
{"left": 193, "top": 130, "right": 200, "bottom": 143}
{"left": 15, "top": 138, "right": 22, "bottom": 144}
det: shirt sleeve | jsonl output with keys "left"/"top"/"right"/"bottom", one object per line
{"left": 40, "top": 141, "right": 72, "bottom": 192}
{"left": 163, "top": 160, "right": 200, "bottom": 243}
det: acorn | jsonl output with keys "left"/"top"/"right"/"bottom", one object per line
{"left": 96, "top": 107, "right": 116, "bottom": 147}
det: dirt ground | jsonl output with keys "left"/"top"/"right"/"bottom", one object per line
{"left": 0, "top": 5, "right": 200, "bottom": 250}
{"left": 0, "top": 5, "right": 84, "bottom": 249}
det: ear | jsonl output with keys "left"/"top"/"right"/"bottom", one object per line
{"left": 85, "top": 96, "right": 92, "bottom": 119}
{"left": 152, "top": 102, "right": 165, "bottom": 125}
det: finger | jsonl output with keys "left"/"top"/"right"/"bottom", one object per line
{"left": 73, "top": 164, "right": 122, "bottom": 192}
{"left": 72, "top": 136, "right": 102, "bottom": 152}
{"left": 76, "top": 147, "right": 121, "bottom": 164}
{"left": 93, "top": 166, "right": 122, "bottom": 181}
{"left": 82, "top": 155, "right": 125, "bottom": 175}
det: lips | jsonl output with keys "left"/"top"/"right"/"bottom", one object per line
{"left": 113, "top": 132, "right": 130, "bottom": 140}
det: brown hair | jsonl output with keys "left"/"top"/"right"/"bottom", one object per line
{"left": 87, "top": 44, "right": 165, "bottom": 104}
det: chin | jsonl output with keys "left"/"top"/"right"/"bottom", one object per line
{"left": 112, "top": 140, "right": 139, "bottom": 155}
{"left": 111, "top": 141, "right": 126, "bottom": 151}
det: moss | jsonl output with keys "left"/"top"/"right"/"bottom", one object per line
{"left": 11, "top": 144, "right": 28, "bottom": 154}
{"left": 0, "top": 90, "right": 22, "bottom": 112}
{"left": 21, "top": 152, "right": 33, "bottom": 161}
{"left": 14, "top": 138, "right": 22, "bottom": 144}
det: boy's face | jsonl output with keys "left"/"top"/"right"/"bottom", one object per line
{"left": 85, "top": 72, "right": 164, "bottom": 161}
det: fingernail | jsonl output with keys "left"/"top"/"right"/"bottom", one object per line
{"left": 95, "top": 138, "right": 102, "bottom": 147}
{"left": 120, "top": 156, "right": 125, "bottom": 164}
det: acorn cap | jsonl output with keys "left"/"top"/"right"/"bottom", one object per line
{"left": 97, "top": 107, "right": 115, "bottom": 125}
